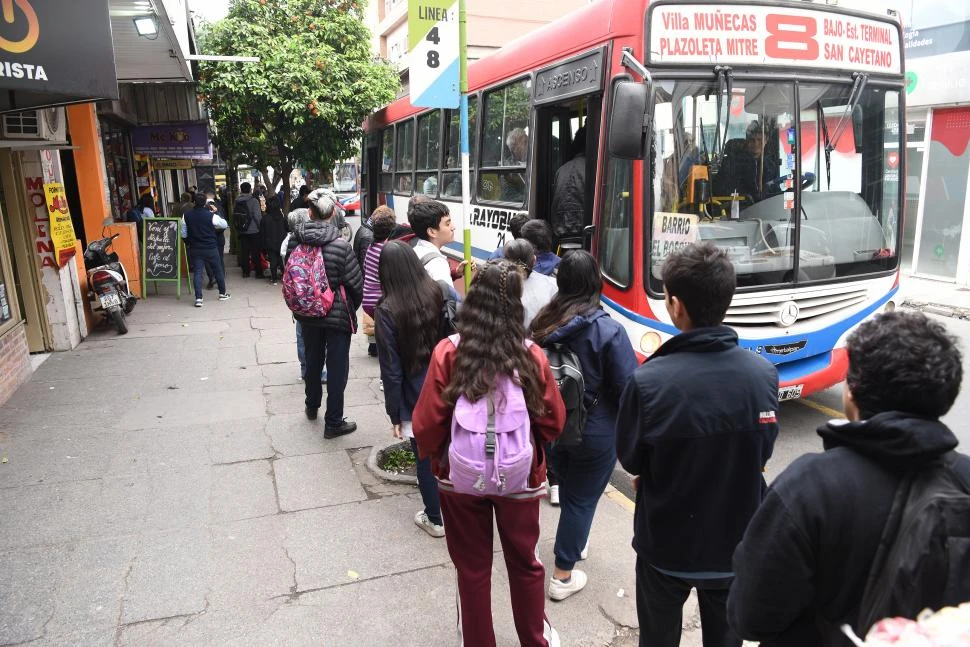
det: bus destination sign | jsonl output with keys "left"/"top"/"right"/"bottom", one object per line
{"left": 648, "top": 4, "right": 901, "bottom": 75}
{"left": 534, "top": 48, "right": 606, "bottom": 106}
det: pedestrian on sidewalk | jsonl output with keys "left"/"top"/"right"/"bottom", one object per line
{"left": 413, "top": 259, "right": 566, "bottom": 647}
{"left": 727, "top": 311, "right": 970, "bottom": 645}
{"left": 234, "top": 182, "right": 264, "bottom": 278}
{"left": 283, "top": 207, "right": 324, "bottom": 384}
{"left": 529, "top": 250, "right": 637, "bottom": 602}
{"left": 504, "top": 238, "right": 557, "bottom": 328}
{"left": 376, "top": 240, "right": 455, "bottom": 538}
{"left": 262, "top": 195, "right": 287, "bottom": 284}
{"left": 358, "top": 205, "right": 396, "bottom": 357}
{"left": 615, "top": 242, "right": 779, "bottom": 647}
{"left": 180, "top": 193, "right": 230, "bottom": 307}
{"left": 288, "top": 190, "right": 362, "bottom": 437}
{"left": 204, "top": 192, "right": 227, "bottom": 290}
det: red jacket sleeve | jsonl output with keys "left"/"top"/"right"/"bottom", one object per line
{"left": 528, "top": 343, "right": 566, "bottom": 445}
{"left": 412, "top": 339, "right": 456, "bottom": 463}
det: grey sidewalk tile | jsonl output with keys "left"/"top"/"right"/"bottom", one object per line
{"left": 348, "top": 358, "right": 382, "bottom": 379}
{"left": 273, "top": 452, "right": 367, "bottom": 513}
{"left": 264, "top": 413, "right": 328, "bottom": 457}
{"left": 144, "top": 465, "right": 211, "bottom": 531}
{"left": 209, "top": 461, "right": 278, "bottom": 523}
{"left": 256, "top": 341, "right": 297, "bottom": 365}
{"left": 0, "top": 431, "right": 119, "bottom": 488}
{"left": 260, "top": 362, "right": 303, "bottom": 387}
{"left": 282, "top": 496, "right": 451, "bottom": 591}
{"left": 114, "top": 389, "right": 266, "bottom": 430}
{"left": 207, "top": 515, "right": 293, "bottom": 608}
{"left": 207, "top": 419, "right": 275, "bottom": 464}
{"left": 251, "top": 316, "right": 294, "bottom": 331}
{"left": 121, "top": 527, "right": 209, "bottom": 625}
{"left": 117, "top": 601, "right": 285, "bottom": 647}
{"left": 0, "top": 535, "right": 137, "bottom": 646}
{"left": 341, "top": 377, "right": 383, "bottom": 407}
{"left": 263, "top": 383, "right": 310, "bottom": 415}
{"left": 106, "top": 427, "right": 210, "bottom": 478}
{"left": 257, "top": 327, "right": 298, "bottom": 346}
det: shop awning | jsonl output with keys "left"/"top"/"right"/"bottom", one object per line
{"left": 0, "top": 0, "right": 119, "bottom": 113}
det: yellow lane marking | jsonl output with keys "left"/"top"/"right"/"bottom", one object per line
{"left": 604, "top": 484, "right": 635, "bottom": 513}
{"left": 795, "top": 398, "right": 845, "bottom": 420}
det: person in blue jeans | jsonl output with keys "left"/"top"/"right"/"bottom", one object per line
{"left": 529, "top": 250, "right": 637, "bottom": 600}
{"left": 285, "top": 208, "right": 325, "bottom": 384}
{"left": 375, "top": 240, "right": 452, "bottom": 537}
{"left": 180, "top": 193, "right": 230, "bottom": 307}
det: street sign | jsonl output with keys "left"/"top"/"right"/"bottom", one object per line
{"left": 408, "top": 0, "right": 459, "bottom": 108}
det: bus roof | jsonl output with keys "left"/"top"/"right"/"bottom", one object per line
{"left": 371, "top": 0, "right": 646, "bottom": 125}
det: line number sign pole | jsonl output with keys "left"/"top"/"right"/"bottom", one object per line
{"left": 408, "top": 0, "right": 470, "bottom": 289}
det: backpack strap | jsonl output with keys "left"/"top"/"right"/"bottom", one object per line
{"left": 421, "top": 251, "right": 443, "bottom": 266}
{"left": 485, "top": 396, "right": 496, "bottom": 458}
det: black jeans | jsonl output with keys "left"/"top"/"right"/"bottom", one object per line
{"left": 302, "top": 325, "right": 350, "bottom": 426}
{"left": 206, "top": 232, "right": 226, "bottom": 283}
{"left": 268, "top": 249, "right": 283, "bottom": 281}
{"left": 190, "top": 246, "right": 225, "bottom": 298}
{"left": 636, "top": 557, "right": 740, "bottom": 647}
{"left": 240, "top": 234, "right": 262, "bottom": 277}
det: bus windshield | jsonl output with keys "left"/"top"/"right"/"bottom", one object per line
{"left": 651, "top": 78, "right": 901, "bottom": 290}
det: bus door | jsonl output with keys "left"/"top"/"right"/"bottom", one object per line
{"left": 533, "top": 48, "right": 607, "bottom": 252}
{"left": 362, "top": 132, "right": 380, "bottom": 217}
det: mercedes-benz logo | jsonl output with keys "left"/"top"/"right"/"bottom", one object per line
{"left": 778, "top": 301, "right": 799, "bottom": 327}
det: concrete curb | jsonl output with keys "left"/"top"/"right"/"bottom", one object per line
{"left": 366, "top": 439, "right": 419, "bottom": 485}
{"left": 901, "top": 298, "right": 970, "bottom": 320}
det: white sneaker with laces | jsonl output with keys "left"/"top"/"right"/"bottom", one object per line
{"left": 219, "top": 292, "right": 231, "bottom": 301}
{"left": 549, "top": 484, "right": 560, "bottom": 506}
{"left": 414, "top": 510, "right": 445, "bottom": 537}
{"left": 548, "top": 569, "right": 588, "bottom": 601}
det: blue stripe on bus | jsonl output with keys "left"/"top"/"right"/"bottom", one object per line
{"left": 601, "top": 285, "right": 899, "bottom": 366}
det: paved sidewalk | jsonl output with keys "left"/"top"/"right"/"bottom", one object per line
{"left": 899, "top": 272, "right": 970, "bottom": 319}
{"left": 0, "top": 269, "right": 684, "bottom": 647}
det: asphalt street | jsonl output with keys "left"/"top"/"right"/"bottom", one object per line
{"left": 610, "top": 311, "right": 970, "bottom": 501}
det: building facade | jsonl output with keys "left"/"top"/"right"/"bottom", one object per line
{"left": 900, "top": 0, "right": 970, "bottom": 284}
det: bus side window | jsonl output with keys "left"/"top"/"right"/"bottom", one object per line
{"left": 479, "top": 78, "right": 532, "bottom": 205}
{"left": 599, "top": 155, "right": 633, "bottom": 287}
{"left": 415, "top": 110, "right": 442, "bottom": 197}
{"left": 380, "top": 128, "right": 395, "bottom": 192}
{"left": 395, "top": 119, "right": 415, "bottom": 194}
{"left": 442, "top": 97, "right": 478, "bottom": 199}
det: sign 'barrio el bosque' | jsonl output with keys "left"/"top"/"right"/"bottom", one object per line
{"left": 649, "top": 4, "right": 902, "bottom": 75}
{"left": 0, "top": 0, "right": 118, "bottom": 112}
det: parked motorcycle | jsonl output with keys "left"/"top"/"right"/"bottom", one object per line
{"left": 83, "top": 234, "right": 136, "bottom": 334}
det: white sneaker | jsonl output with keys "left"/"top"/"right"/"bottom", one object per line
{"left": 548, "top": 569, "right": 588, "bottom": 601}
{"left": 414, "top": 510, "right": 445, "bottom": 537}
{"left": 549, "top": 484, "right": 560, "bottom": 506}
{"left": 194, "top": 298, "right": 203, "bottom": 308}
{"left": 543, "top": 620, "right": 560, "bottom": 647}
{"left": 580, "top": 540, "right": 589, "bottom": 561}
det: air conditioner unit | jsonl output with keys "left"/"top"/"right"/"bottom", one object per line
{"left": 2, "top": 108, "right": 67, "bottom": 143}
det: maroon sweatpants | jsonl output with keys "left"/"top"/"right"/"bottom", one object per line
{"left": 439, "top": 490, "right": 551, "bottom": 647}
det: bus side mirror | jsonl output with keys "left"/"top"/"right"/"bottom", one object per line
{"left": 852, "top": 104, "right": 864, "bottom": 153}
{"left": 608, "top": 81, "right": 652, "bottom": 160}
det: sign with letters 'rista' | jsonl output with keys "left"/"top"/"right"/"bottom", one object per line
{"left": 0, "top": 0, "right": 118, "bottom": 112}
{"left": 408, "top": 0, "right": 459, "bottom": 109}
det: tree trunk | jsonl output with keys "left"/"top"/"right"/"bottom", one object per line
{"left": 280, "top": 161, "right": 293, "bottom": 213}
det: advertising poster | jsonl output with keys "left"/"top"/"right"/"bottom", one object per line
{"left": 44, "top": 182, "right": 76, "bottom": 267}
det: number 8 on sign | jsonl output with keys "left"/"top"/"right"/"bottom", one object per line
{"left": 408, "top": 0, "right": 459, "bottom": 109}
{"left": 765, "top": 14, "right": 819, "bottom": 60}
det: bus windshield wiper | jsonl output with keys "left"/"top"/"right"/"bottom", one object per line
{"left": 827, "top": 72, "right": 869, "bottom": 156}
{"left": 710, "top": 65, "right": 733, "bottom": 174}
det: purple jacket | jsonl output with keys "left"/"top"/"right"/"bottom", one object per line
{"left": 362, "top": 241, "right": 385, "bottom": 317}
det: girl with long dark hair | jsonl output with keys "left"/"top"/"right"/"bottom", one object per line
{"left": 413, "top": 260, "right": 566, "bottom": 647}
{"left": 263, "top": 195, "right": 287, "bottom": 284}
{"left": 529, "top": 250, "right": 637, "bottom": 601}
{"left": 375, "top": 240, "right": 447, "bottom": 537}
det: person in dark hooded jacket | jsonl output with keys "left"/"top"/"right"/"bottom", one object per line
{"left": 530, "top": 250, "right": 638, "bottom": 601}
{"left": 615, "top": 241, "right": 779, "bottom": 647}
{"left": 727, "top": 310, "right": 970, "bottom": 646}
{"left": 551, "top": 126, "right": 586, "bottom": 248}
{"left": 262, "top": 195, "right": 288, "bottom": 283}
{"left": 288, "top": 189, "right": 363, "bottom": 437}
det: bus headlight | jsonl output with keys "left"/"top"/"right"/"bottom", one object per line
{"left": 640, "top": 332, "right": 662, "bottom": 355}
{"left": 885, "top": 300, "right": 896, "bottom": 313}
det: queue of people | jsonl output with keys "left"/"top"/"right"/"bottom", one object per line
{"left": 268, "top": 189, "right": 970, "bottom": 647}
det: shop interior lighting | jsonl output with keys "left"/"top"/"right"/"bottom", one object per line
{"left": 133, "top": 15, "right": 159, "bottom": 39}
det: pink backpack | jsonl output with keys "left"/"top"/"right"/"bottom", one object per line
{"left": 282, "top": 244, "right": 335, "bottom": 317}
{"left": 447, "top": 335, "right": 535, "bottom": 497}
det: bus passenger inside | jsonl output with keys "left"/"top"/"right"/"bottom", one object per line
{"left": 713, "top": 120, "right": 780, "bottom": 204}
{"left": 551, "top": 125, "right": 586, "bottom": 248}
{"left": 500, "top": 128, "right": 529, "bottom": 202}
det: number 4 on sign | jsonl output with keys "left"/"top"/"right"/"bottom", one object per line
{"left": 427, "top": 27, "right": 440, "bottom": 45}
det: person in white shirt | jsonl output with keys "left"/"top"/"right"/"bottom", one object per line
{"left": 504, "top": 238, "right": 558, "bottom": 328}
{"left": 407, "top": 196, "right": 456, "bottom": 286}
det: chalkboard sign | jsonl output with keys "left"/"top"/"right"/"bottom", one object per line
{"left": 142, "top": 217, "right": 185, "bottom": 298}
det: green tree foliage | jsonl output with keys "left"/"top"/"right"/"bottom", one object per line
{"left": 198, "top": 0, "right": 398, "bottom": 207}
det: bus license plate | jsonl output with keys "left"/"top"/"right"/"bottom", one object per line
{"left": 99, "top": 292, "right": 121, "bottom": 309}
{"left": 778, "top": 385, "right": 804, "bottom": 402}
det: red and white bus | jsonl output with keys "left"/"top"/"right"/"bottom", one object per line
{"left": 363, "top": 0, "right": 905, "bottom": 400}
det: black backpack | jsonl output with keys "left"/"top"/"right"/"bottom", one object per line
{"left": 856, "top": 453, "right": 970, "bottom": 633}
{"left": 233, "top": 198, "right": 252, "bottom": 231}
{"left": 436, "top": 280, "right": 458, "bottom": 338}
{"left": 542, "top": 343, "right": 594, "bottom": 448}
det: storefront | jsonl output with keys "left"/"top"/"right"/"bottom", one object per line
{"left": 0, "top": 0, "right": 118, "bottom": 405}
{"left": 131, "top": 121, "right": 210, "bottom": 214}
{"left": 100, "top": 118, "right": 138, "bottom": 220}
{"left": 901, "top": 1, "right": 970, "bottom": 283}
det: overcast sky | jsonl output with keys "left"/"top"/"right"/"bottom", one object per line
{"left": 189, "top": 0, "right": 230, "bottom": 24}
